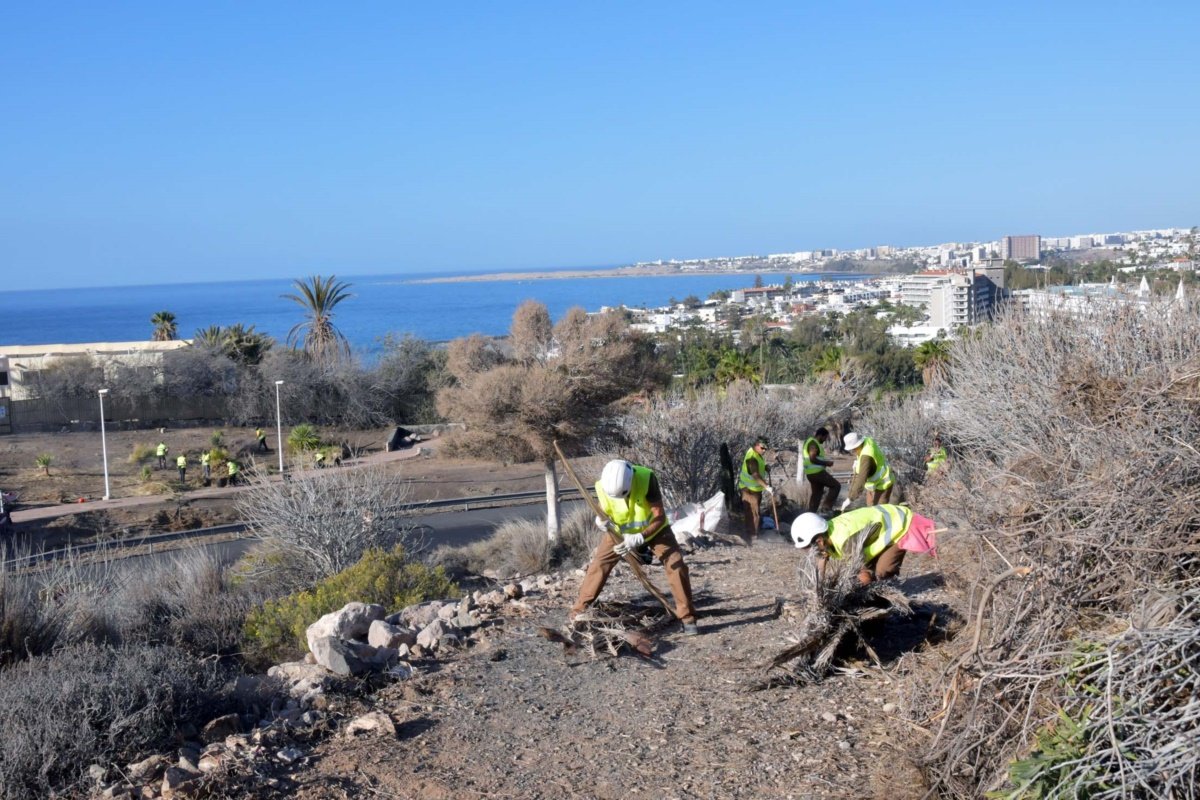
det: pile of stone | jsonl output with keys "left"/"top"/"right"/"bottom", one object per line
{"left": 89, "top": 581, "right": 542, "bottom": 799}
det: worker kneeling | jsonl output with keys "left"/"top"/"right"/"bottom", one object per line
{"left": 571, "top": 460, "right": 699, "bottom": 635}
{"left": 791, "top": 504, "right": 936, "bottom": 587}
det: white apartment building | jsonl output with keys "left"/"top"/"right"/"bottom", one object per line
{"left": 897, "top": 268, "right": 1003, "bottom": 330}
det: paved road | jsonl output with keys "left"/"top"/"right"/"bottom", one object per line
{"left": 109, "top": 499, "right": 585, "bottom": 572}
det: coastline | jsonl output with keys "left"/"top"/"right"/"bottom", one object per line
{"left": 404, "top": 266, "right": 829, "bottom": 284}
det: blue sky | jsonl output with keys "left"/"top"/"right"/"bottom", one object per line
{"left": 2, "top": 2, "right": 1198, "bottom": 290}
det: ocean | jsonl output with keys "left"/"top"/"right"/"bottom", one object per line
{"left": 0, "top": 269, "right": 863, "bottom": 355}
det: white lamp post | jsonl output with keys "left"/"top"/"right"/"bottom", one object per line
{"left": 97, "top": 389, "right": 111, "bottom": 501}
{"left": 274, "top": 380, "right": 285, "bottom": 474}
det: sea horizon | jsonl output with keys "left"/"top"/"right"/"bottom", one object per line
{"left": 0, "top": 269, "right": 865, "bottom": 354}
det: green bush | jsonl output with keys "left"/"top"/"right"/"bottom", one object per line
{"left": 287, "top": 423, "right": 321, "bottom": 454}
{"left": 210, "top": 430, "right": 225, "bottom": 447}
{"left": 990, "top": 708, "right": 1099, "bottom": 800}
{"left": 33, "top": 454, "right": 53, "bottom": 476}
{"left": 140, "top": 465, "right": 152, "bottom": 482}
{"left": 243, "top": 546, "right": 456, "bottom": 663}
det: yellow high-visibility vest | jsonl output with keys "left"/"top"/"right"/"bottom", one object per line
{"left": 595, "top": 465, "right": 663, "bottom": 542}
{"left": 802, "top": 437, "right": 826, "bottom": 476}
{"left": 739, "top": 448, "right": 768, "bottom": 492}
{"left": 827, "top": 504, "right": 912, "bottom": 561}
{"left": 854, "top": 437, "right": 893, "bottom": 491}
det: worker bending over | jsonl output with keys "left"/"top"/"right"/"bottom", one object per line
{"left": 842, "top": 432, "right": 893, "bottom": 509}
{"left": 925, "top": 436, "right": 947, "bottom": 474}
{"left": 800, "top": 427, "right": 840, "bottom": 514}
{"left": 739, "top": 436, "right": 774, "bottom": 542}
{"left": 791, "top": 504, "right": 936, "bottom": 586}
{"left": 571, "top": 459, "right": 699, "bottom": 635}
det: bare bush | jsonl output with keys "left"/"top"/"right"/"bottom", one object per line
{"left": 235, "top": 464, "right": 419, "bottom": 589}
{"left": 610, "top": 379, "right": 859, "bottom": 507}
{"left": 856, "top": 391, "right": 943, "bottom": 491}
{"left": 909, "top": 303, "right": 1200, "bottom": 798}
{"left": 0, "top": 643, "right": 238, "bottom": 800}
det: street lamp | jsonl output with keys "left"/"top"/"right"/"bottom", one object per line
{"left": 97, "top": 389, "right": 111, "bottom": 501}
{"left": 274, "top": 380, "right": 285, "bottom": 474}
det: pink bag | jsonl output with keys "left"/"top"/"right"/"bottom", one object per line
{"left": 899, "top": 512, "right": 938, "bottom": 558}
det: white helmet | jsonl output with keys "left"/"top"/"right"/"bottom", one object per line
{"left": 842, "top": 432, "right": 865, "bottom": 451}
{"left": 600, "top": 460, "right": 635, "bottom": 499}
{"left": 791, "top": 513, "right": 828, "bottom": 549}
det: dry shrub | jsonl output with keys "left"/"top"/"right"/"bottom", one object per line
{"left": 857, "top": 391, "right": 943, "bottom": 492}
{"left": 0, "top": 643, "right": 239, "bottom": 800}
{"left": 909, "top": 302, "right": 1200, "bottom": 798}
{"left": 434, "top": 505, "right": 599, "bottom": 578}
{"left": 610, "top": 379, "right": 859, "bottom": 507}
{"left": 234, "top": 464, "right": 420, "bottom": 590}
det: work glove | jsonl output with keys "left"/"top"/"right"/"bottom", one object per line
{"left": 594, "top": 515, "right": 610, "bottom": 532}
{"left": 613, "top": 533, "right": 645, "bottom": 556}
{"left": 840, "top": 498, "right": 851, "bottom": 513}
{"left": 763, "top": 486, "right": 775, "bottom": 498}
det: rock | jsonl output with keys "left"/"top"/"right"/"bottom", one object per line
{"left": 436, "top": 604, "right": 458, "bottom": 622}
{"left": 882, "top": 702, "right": 898, "bottom": 714}
{"left": 438, "top": 632, "right": 463, "bottom": 650}
{"left": 392, "top": 601, "right": 445, "bottom": 629}
{"left": 395, "top": 643, "right": 411, "bottom": 659}
{"left": 276, "top": 747, "right": 304, "bottom": 764}
{"left": 177, "top": 754, "right": 199, "bottom": 773}
{"left": 368, "top": 619, "right": 417, "bottom": 649}
{"left": 224, "top": 734, "right": 250, "bottom": 751}
{"left": 197, "top": 753, "right": 223, "bottom": 774}
{"left": 820, "top": 712, "right": 837, "bottom": 724}
{"left": 416, "top": 619, "right": 448, "bottom": 651}
{"left": 201, "top": 713, "right": 241, "bottom": 743}
{"left": 138, "top": 786, "right": 156, "bottom": 800}
{"left": 88, "top": 764, "right": 109, "bottom": 783}
{"left": 410, "top": 644, "right": 427, "bottom": 659}
{"left": 457, "top": 594, "right": 475, "bottom": 615}
{"left": 455, "top": 610, "right": 481, "bottom": 630}
{"left": 387, "top": 662, "right": 414, "bottom": 680}
{"left": 301, "top": 710, "right": 323, "bottom": 726}
{"left": 838, "top": 740, "right": 851, "bottom": 751}
{"left": 161, "top": 766, "right": 200, "bottom": 799}
{"left": 346, "top": 711, "right": 397, "bottom": 737}
{"left": 479, "top": 590, "right": 506, "bottom": 607}
{"left": 518, "top": 579, "right": 536, "bottom": 594}
{"left": 269, "top": 661, "right": 333, "bottom": 699}
{"left": 471, "top": 590, "right": 483, "bottom": 603}
{"left": 101, "top": 784, "right": 133, "bottom": 799}
{"left": 310, "top": 635, "right": 370, "bottom": 676}
{"left": 305, "top": 602, "right": 385, "bottom": 653}
{"left": 303, "top": 652, "right": 317, "bottom": 665}
{"left": 127, "top": 754, "right": 168, "bottom": 782}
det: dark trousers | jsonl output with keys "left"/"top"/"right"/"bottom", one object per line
{"left": 868, "top": 544, "right": 906, "bottom": 581}
{"left": 806, "top": 470, "right": 841, "bottom": 513}
{"left": 258, "top": 438, "right": 268, "bottom": 452}
{"left": 177, "top": 467, "right": 186, "bottom": 482}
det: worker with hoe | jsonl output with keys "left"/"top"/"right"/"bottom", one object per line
{"left": 739, "top": 435, "right": 774, "bottom": 542}
{"left": 801, "top": 427, "right": 840, "bottom": 514}
{"left": 176, "top": 452, "right": 187, "bottom": 483}
{"left": 570, "top": 459, "right": 699, "bottom": 636}
{"left": 156, "top": 441, "right": 169, "bottom": 470}
{"left": 200, "top": 450, "right": 212, "bottom": 484}
{"left": 841, "top": 431, "right": 893, "bottom": 509}
{"left": 790, "top": 504, "right": 938, "bottom": 586}
{"left": 256, "top": 427, "right": 268, "bottom": 453}
{"left": 226, "top": 459, "right": 240, "bottom": 486}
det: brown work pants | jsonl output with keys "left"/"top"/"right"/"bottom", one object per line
{"left": 867, "top": 543, "right": 906, "bottom": 581}
{"left": 740, "top": 489, "right": 763, "bottom": 541}
{"left": 866, "top": 484, "right": 893, "bottom": 506}
{"left": 571, "top": 528, "right": 696, "bottom": 623}
{"left": 805, "top": 470, "right": 841, "bottom": 513}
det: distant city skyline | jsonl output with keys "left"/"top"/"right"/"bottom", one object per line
{"left": 2, "top": 2, "right": 1199, "bottom": 292}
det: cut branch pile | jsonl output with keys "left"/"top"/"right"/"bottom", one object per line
{"left": 538, "top": 602, "right": 669, "bottom": 664}
{"left": 748, "top": 531, "right": 912, "bottom": 691}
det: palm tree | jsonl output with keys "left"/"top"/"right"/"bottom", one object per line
{"left": 812, "top": 345, "right": 846, "bottom": 378}
{"left": 283, "top": 275, "right": 353, "bottom": 363}
{"left": 714, "top": 348, "right": 760, "bottom": 388}
{"left": 913, "top": 338, "right": 952, "bottom": 386}
{"left": 151, "top": 311, "right": 178, "bottom": 341}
